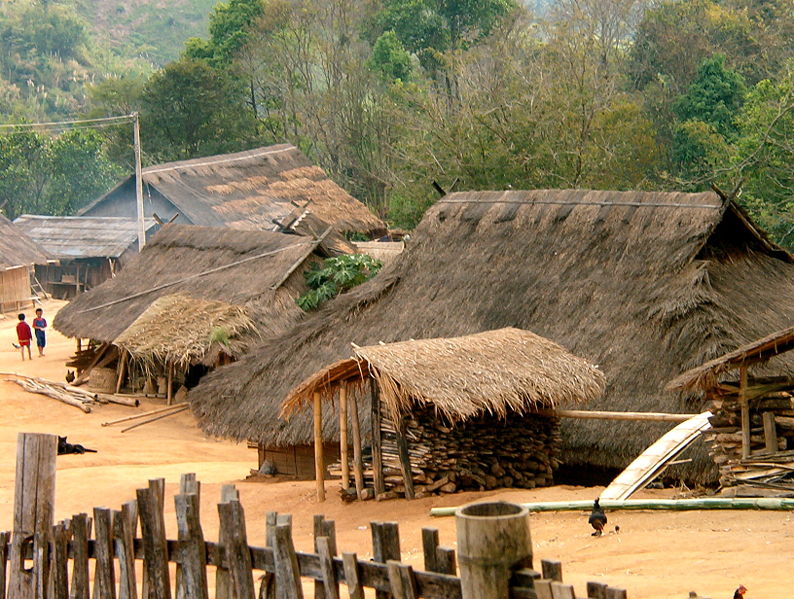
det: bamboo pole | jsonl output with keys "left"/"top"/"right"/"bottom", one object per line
{"left": 349, "top": 394, "right": 365, "bottom": 501}
{"left": 430, "top": 497, "right": 794, "bottom": 517}
{"left": 740, "top": 365, "right": 750, "bottom": 459}
{"left": 535, "top": 409, "right": 698, "bottom": 422}
{"left": 121, "top": 406, "right": 188, "bottom": 433}
{"left": 102, "top": 403, "right": 188, "bottom": 427}
{"left": 115, "top": 349, "right": 128, "bottom": 394}
{"left": 314, "top": 391, "right": 325, "bottom": 501}
{"left": 339, "top": 383, "right": 350, "bottom": 490}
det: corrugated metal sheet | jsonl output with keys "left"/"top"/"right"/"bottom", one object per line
{"left": 14, "top": 215, "right": 156, "bottom": 259}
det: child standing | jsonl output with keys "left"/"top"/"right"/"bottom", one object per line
{"left": 16, "top": 314, "right": 32, "bottom": 361}
{"left": 32, "top": 308, "right": 47, "bottom": 357}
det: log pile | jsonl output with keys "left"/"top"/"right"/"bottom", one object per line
{"left": 2, "top": 373, "right": 140, "bottom": 412}
{"left": 380, "top": 408, "right": 561, "bottom": 498}
{"left": 706, "top": 378, "right": 794, "bottom": 492}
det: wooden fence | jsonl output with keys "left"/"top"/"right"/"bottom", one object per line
{"left": 3, "top": 433, "right": 629, "bottom": 599}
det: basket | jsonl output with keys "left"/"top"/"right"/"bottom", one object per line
{"left": 88, "top": 367, "right": 116, "bottom": 393}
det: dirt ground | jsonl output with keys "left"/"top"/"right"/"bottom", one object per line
{"left": 0, "top": 301, "right": 791, "bottom": 598}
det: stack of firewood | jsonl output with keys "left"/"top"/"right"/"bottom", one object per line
{"left": 380, "top": 408, "right": 561, "bottom": 497}
{"left": 706, "top": 378, "right": 794, "bottom": 490}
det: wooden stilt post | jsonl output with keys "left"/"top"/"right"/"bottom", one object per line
{"left": 350, "top": 394, "right": 365, "bottom": 501}
{"left": 115, "top": 349, "right": 128, "bottom": 394}
{"left": 9, "top": 432, "right": 58, "bottom": 599}
{"left": 739, "top": 365, "right": 750, "bottom": 459}
{"left": 339, "top": 383, "right": 350, "bottom": 491}
{"left": 456, "top": 502, "right": 533, "bottom": 599}
{"left": 314, "top": 391, "right": 325, "bottom": 502}
{"left": 370, "top": 378, "right": 385, "bottom": 496}
{"left": 166, "top": 362, "right": 174, "bottom": 406}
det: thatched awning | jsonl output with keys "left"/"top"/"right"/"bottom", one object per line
{"left": 283, "top": 328, "right": 605, "bottom": 422}
{"left": 667, "top": 325, "right": 794, "bottom": 393}
{"left": 114, "top": 294, "right": 258, "bottom": 371}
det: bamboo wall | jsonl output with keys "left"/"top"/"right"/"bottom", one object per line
{"left": 0, "top": 266, "right": 31, "bottom": 313}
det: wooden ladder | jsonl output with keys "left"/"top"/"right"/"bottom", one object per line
{"left": 31, "top": 274, "right": 48, "bottom": 300}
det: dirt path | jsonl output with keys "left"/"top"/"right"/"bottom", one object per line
{"left": 0, "top": 301, "right": 790, "bottom": 598}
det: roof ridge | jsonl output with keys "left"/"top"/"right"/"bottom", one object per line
{"left": 143, "top": 145, "right": 296, "bottom": 175}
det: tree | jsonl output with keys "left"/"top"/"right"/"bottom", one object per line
{"left": 370, "top": 31, "right": 412, "bottom": 82}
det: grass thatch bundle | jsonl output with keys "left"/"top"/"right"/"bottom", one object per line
{"left": 114, "top": 294, "right": 258, "bottom": 371}
{"left": 283, "top": 328, "right": 605, "bottom": 424}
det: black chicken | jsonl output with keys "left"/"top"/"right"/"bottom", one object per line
{"left": 65, "top": 370, "right": 76, "bottom": 383}
{"left": 588, "top": 498, "right": 607, "bottom": 536}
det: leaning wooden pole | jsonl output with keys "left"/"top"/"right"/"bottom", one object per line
{"left": 349, "top": 394, "right": 365, "bottom": 501}
{"left": 339, "top": 383, "right": 350, "bottom": 490}
{"left": 115, "top": 349, "right": 128, "bottom": 394}
{"left": 9, "top": 432, "right": 58, "bottom": 599}
{"left": 314, "top": 391, "right": 325, "bottom": 502}
{"left": 370, "top": 377, "right": 385, "bottom": 496}
{"left": 740, "top": 365, "right": 750, "bottom": 459}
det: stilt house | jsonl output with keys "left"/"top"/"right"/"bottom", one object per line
{"left": 667, "top": 326, "right": 794, "bottom": 493}
{"left": 190, "top": 190, "right": 794, "bottom": 484}
{"left": 77, "top": 144, "right": 386, "bottom": 239}
{"left": 0, "top": 215, "right": 52, "bottom": 312}
{"left": 281, "top": 328, "right": 605, "bottom": 499}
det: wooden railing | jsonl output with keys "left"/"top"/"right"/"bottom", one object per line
{"left": 4, "top": 433, "right": 629, "bottom": 599}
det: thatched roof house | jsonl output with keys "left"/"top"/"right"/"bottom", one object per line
{"left": 54, "top": 223, "right": 324, "bottom": 344}
{"left": 13, "top": 215, "right": 159, "bottom": 298}
{"left": 284, "top": 328, "right": 605, "bottom": 498}
{"left": 114, "top": 294, "right": 259, "bottom": 373}
{"left": 77, "top": 144, "right": 386, "bottom": 238}
{"left": 0, "top": 215, "right": 51, "bottom": 312}
{"left": 190, "top": 189, "right": 794, "bottom": 483}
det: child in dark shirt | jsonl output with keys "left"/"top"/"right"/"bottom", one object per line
{"left": 16, "top": 314, "right": 32, "bottom": 361}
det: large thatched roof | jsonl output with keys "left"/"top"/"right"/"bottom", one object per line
{"left": 79, "top": 145, "right": 386, "bottom": 237}
{"left": 283, "top": 328, "right": 605, "bottom": 424}
{"left": 0, "top": 215, "right": 51, "bottom": 269}
{"left": 667, "top": 325, "right": 794, "bottom": 393}
{"left": 14, "top": 215, "right": 157, "bottom": 259}
{"left": 190, "top": 189, "right": 794, "bottom": 481}
{"left": 114, "top": 294, "right": 258, "bottom": 371}
{"left": 54, "top": 224, "right": 319, "bottom": 343}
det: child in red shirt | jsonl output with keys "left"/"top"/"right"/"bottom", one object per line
{"left": 16, "top": 313, "right": 32, "bottom": 360}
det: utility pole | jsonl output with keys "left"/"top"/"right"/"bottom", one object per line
{"left": 133, "top": 112, "right": 145, "bottom": 251}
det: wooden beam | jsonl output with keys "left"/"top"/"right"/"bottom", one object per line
{"left": 339, "top": 383, "right": 350, "bottom": 491}
{"left": 350, "top": 394, "right": 365, "bottom": 501}
{"left": 314, "top": 391, "right": 325, "bottom": 502}
{"left": 535, "top": 409, "right": 697, "bottom": 422}
{"left": 370, "top": 378, "right": 385, "bottom": 495}
{"left": 740, "top": 365, "right": 750, "bottom": 459}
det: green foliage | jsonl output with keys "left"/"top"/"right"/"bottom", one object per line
{"left": 671, "top": 120, "right": 730, "bottom": 187}
{"left": 297, "top": 254, "right": 383, "bottom": 311}
{"left": 209, "top": 326, "right": 232, "bottom": 346}
{"left": 0, "top": 129, "right": 120, "bottom": 219}
{"left": 203, "top": 0, "right": 265, "bottom": 65}
{"left": 673, "top": 55, "right": 747, "bottom": 139}
{"left": 370, "top": 31, "right": 412, "bottom": 82}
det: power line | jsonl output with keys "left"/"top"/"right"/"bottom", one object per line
{"left": 0, "top": 114, "right": 134, "bottom": 131}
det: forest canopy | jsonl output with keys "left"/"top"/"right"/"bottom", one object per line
{"left": 1, "top": 0, "right": 793, "bottom": 249}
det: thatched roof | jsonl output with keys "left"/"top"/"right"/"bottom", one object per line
{"left": 283, "top": 328, "right": 605, "bottom": 424}
{"left": 667, "top": 325, "right": 794, "bottom": 393}
{"left": 54, "top": 224, "right": 319, "bottom": 343}
{"left": 79, "top": 145, "right": 386, "bottom": 237}
{"left": 114, "top": 294, "right": 258, "bottom": 371}
{"left": 0, "top": 215, "right": 52, "bottom": 269}
{"left": 13, "top": 215, "right": 157, "bottom": 259}
{"left": 190, "top": 189, "right": 794, "bottom": 481}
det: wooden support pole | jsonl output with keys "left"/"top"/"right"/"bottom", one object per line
{"left": 740, "top": 365, "right": 750, "bottom": 459}
{"left": 166, "top": 362, "right": 174, "bottom": 406}
{"left": 115, "top": 349, "right": 128, "bottom": 394}
{"left": 394, "top": 417, "right": 415, "bottom": 499}
{"left": 370, "top": 378, "right": 385, "bottom": 495}
{"left": 9, "top": 432, "right": 57, "bottom": 599}
{"left": 763, "top": 411, "right": 778, "bottom": 454}
{"left": 349, "top": 395, "right": 365, "bottom": 501}
{"left": 314, "top": 391, "right": 326, "bottom": 502}
{"left": 339, "top": 384, "right": 350, "bottom": 491}
{"left": 455, "top": 502, "right": 532, "bottom": 599}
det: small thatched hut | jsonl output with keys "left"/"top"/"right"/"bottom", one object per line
{"left": 0, "top": 215, "right": 52, "bottom": 312}
{"left": 190, "top": 189, "right": 794, "bottom": 484}
{"left": 78, "top": 144, "right": 386, "bottom": 239}
{"left": 14, "top": 215, "right": 158, "bottom": 298}
{"left": 282, "top": 328, "right": 605, "bottom": 499}
{"left": 54, "top": 224, "right": 331, "bottom": 395}
{"left": 667, "top": 326, "right": 794, "bottom": 492}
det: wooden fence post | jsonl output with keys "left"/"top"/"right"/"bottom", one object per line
{"left": 216, "top": 485, "right": 238, "bottom": 599}
{"left": 8, "top": 432, "right": 57, "bottom": 599}
{"left": 218, "top": 501, "right": 255, "bottom": 599}
{"left": 113, "top": 504, "right": 138, "bottom": 599}
{"left": 175, "top": 492, "right": 208, "bottom": 599}
{"left": 455, "top": 502, "right": 532, "bottom": 599}
{"left": 136, "top": 486, "right": 171, "bottom": 599}
{"left": 371, "top": 522, "right": 401, "bottom": 599}
{"left": 0, "top": 530, "right": 9, "bottom": 599}
{"left": 69, "top": 514, "right": 90, "bottom": 599}
{"left": 92, "top": 508, "right": 116, "bottom": 599}
{"left": 49, "top": 522, "right": 70, "bottom": 599}
{"left": 272, "top": 524, "right": 303, "bottom": 599}
{"left": 540, "top": 560, "right": 562, "bottom": 582}
{"left": 341, "top": 553, "right": 363, "bottom": 599}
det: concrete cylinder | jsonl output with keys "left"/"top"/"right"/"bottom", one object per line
{"left": 455, "top": 501, "right": 532, "bottom": 599}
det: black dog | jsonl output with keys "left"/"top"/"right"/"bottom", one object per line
{"left": 57, "top": 436, "right": 97, "bottom": 455}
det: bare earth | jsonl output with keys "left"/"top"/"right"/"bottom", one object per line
{"left": 0, "top": 301, "right": 791, "bottom": 598}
